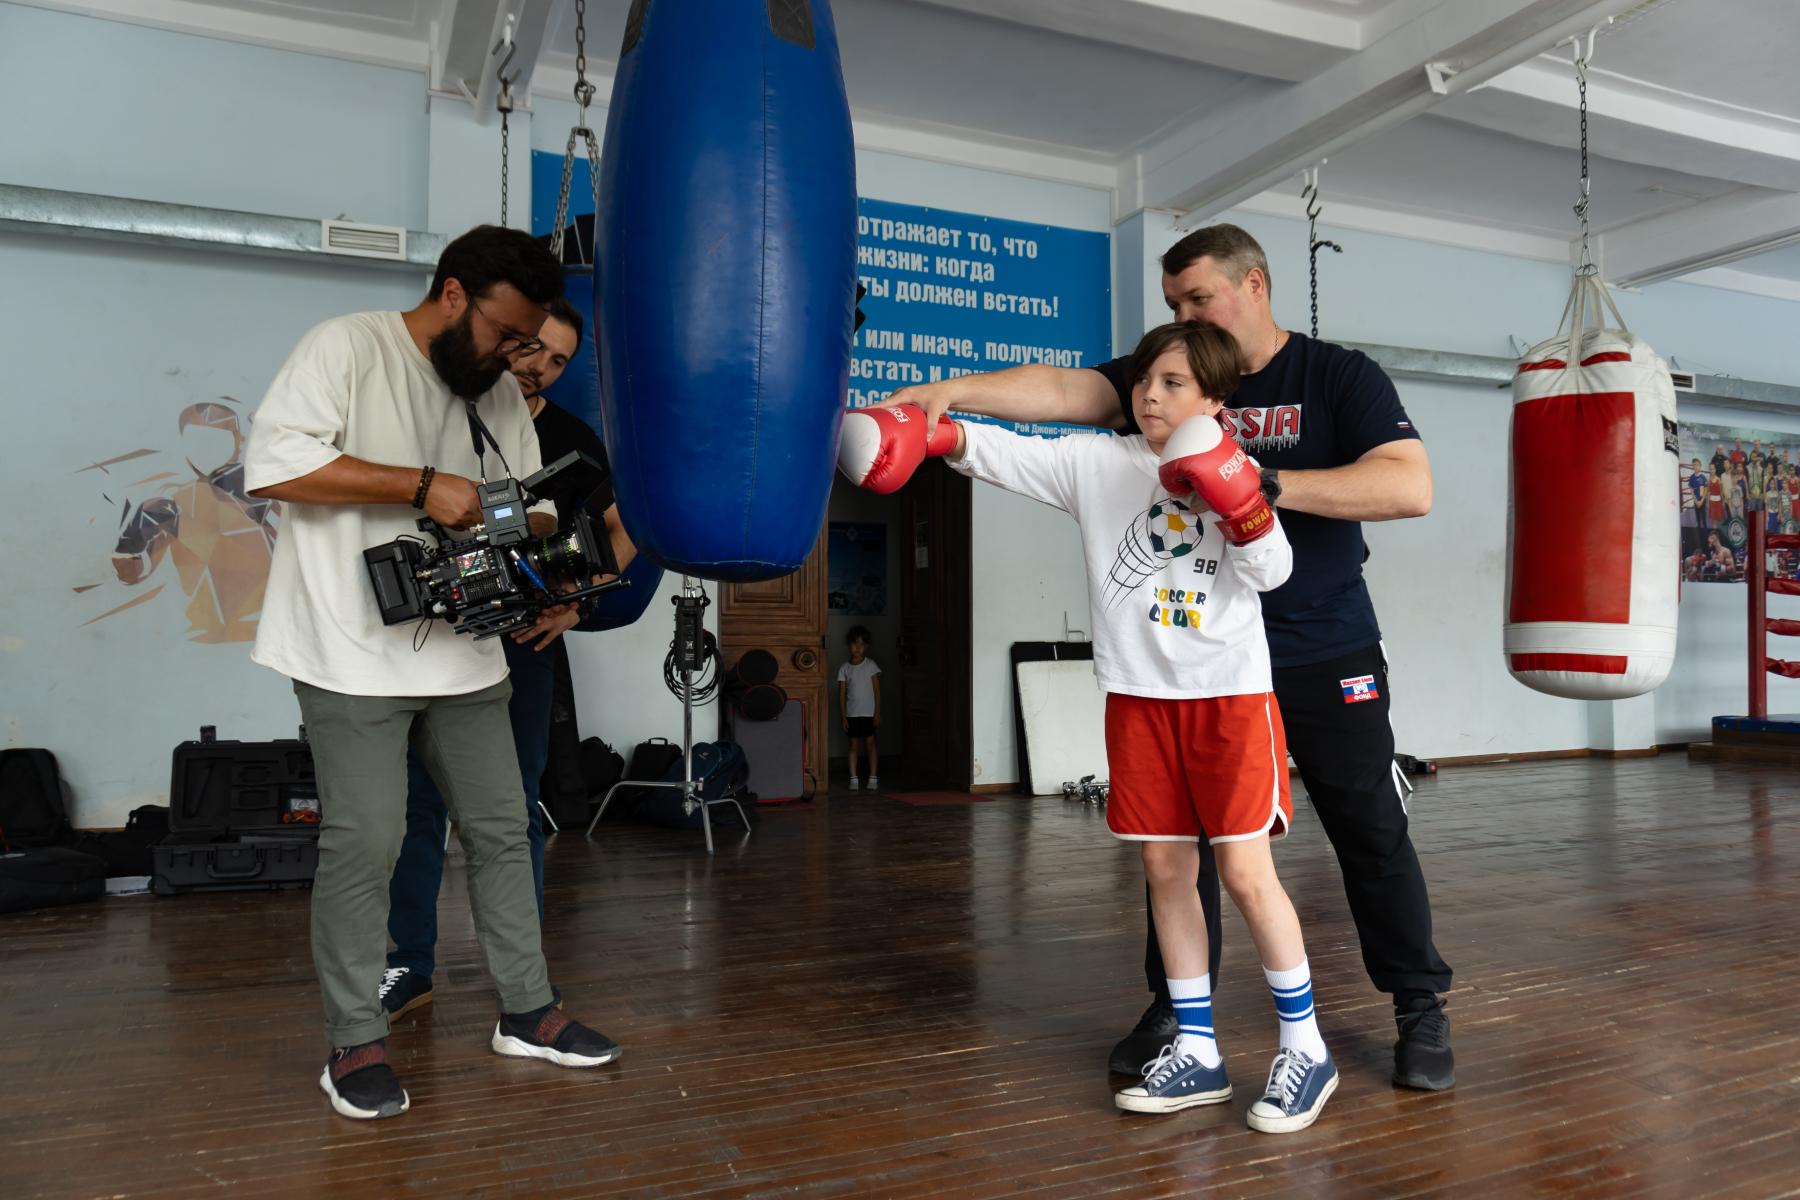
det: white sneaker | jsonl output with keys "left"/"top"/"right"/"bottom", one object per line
{"left": 847, "top": 778, "right": 861, "bottom": 790}
{"left": 867, "top": 776, "right": 879, "bottom": 789}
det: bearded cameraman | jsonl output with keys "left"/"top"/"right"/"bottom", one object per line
{"left": 246, "top": 226, "right": 620, "bottom": 1123}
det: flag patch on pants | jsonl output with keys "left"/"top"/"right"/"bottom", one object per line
{"left": 1340, "top": 675, "right": 1379, "bottom": 704}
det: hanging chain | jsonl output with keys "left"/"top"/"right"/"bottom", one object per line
{"left": 493, "top": 14, "right": 518, "bottom": 226}
{"left": 573, "top": 0, "right": 597, "bottom": 115}
{"left": 1573, "top": 49, "right": 1595, "bottom": 275}
{"left": 551, "top": 0, "right": 600, "bottom": 261}
{"left": 499, "top": 108, "right": 511, "bottom": 225}
{"left": 1301, "top": 169, "right": 1342, "bottom": 340}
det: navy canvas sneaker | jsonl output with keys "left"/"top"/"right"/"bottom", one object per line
{"left": 1247, "top": 1048, "right": 1338, "bottom": 1134}
{"left": 1114, "top": 1044, "right": 1233, "bottom": 1114}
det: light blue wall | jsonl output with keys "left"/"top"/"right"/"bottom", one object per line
{"left": 0, "top": 3, "right": 428, "bottom": 227}
{"left": 1221, "top": 210, "right": 1800, "bottom": 384}
{"left": 0, "top": 6, "right": 429, "bottom": 825}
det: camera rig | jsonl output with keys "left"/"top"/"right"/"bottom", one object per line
{"left": 364, "top": 445, "right": 625, "bottom": 641}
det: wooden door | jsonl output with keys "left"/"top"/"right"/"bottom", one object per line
{"left": 897, "top": 461, "right": 973, "bottom": 790}
{"left": 719, "top": 523, "right": 830, "bottom": 789}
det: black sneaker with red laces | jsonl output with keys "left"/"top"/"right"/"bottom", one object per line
{"left": 319, "top": 1039, "right": 409, "bottom": 1120}
{"left": 491, "top": 1005, "right": 620, "bottom": 1068}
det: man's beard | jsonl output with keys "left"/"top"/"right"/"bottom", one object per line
{"left": 429, "top": 312, "right": 510, "bottom": 399}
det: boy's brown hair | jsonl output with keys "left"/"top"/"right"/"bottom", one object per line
{"left": 1127, "top": 323, "right": 1244, "bottom": 406}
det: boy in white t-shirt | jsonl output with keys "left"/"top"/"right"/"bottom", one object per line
{"left": 838, "top": 323, "right": 1338, "bottom": 1134}
{"left": 837, "top": 626, "right": 883, "bottom": 789}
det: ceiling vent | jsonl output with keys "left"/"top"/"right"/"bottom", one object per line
{"left": 321, "top": 220, "right": 407, "bottom": 262}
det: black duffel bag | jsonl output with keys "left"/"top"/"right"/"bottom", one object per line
{"left": 0, "top": 846, "right": 107, "bottom": 914}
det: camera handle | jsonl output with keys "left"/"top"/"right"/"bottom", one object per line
{"left": 584, "top": 576, "right": 750, "bottom": 855}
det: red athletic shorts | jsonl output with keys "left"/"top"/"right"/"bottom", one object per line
{"left": 1104, "top": 692, "right": 1292, "bottom": 844}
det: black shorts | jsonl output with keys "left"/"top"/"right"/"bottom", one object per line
{"left": 846, "top": 716, "right": 876, "bottom": 738}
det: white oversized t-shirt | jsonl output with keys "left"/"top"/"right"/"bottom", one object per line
{"left": 951, "top": 424, "right": 1292, "bottom": 699}
{"left": 245, "top": 311, "right": 550, "bottom": 697}
{"left": 837, "top": 657, "right": 882, "bottom": 718}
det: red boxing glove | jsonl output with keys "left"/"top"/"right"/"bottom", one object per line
{"left": 837, "top": 404, "right": 960, "bottom": 495}
{"left": 1157, "top": 416, "right": 1274, "bottom": 545}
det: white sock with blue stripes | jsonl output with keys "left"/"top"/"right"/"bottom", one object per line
{"left": 1167, "top": 975, "right": 1222, "bottom": 1068}
{"left": 1265, "top": 959, "right": 1328, "bottom": 1061}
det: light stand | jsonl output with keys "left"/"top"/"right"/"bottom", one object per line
{"left": 584, "top": 576, "right": 749, "bottom": 854}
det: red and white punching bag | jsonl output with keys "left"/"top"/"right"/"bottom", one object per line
{"left": 1505, "top": 272, "right": 1679, "bottom": 700}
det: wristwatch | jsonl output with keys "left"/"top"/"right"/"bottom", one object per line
{"left": 1260, "top": 466, "right": 1282, "bottom": 505}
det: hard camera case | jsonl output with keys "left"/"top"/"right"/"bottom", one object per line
{"left": 152, "top": 726, "right": 321, "bottom": 895}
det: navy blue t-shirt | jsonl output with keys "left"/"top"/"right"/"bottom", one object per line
{"left": 1095, "top": 334, "right": 1419, "bottom": 668}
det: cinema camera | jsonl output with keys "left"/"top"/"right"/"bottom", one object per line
{"left": 363, "top": 449, "right": 624, "bottom": 640}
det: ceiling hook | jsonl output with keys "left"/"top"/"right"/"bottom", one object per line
{"left": 1563, "top": 15, "right": 1613, "bottom": 66}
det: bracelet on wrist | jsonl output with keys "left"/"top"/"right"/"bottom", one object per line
{"left": 412, "top": 466, "right": 436, "bottom": 509}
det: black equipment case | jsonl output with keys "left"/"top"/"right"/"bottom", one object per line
{"left": 152, "top": 726, "right": 321, "bottom": 895}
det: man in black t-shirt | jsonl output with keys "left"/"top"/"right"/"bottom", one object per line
{"left": 883, "top": 224, "right": 1454, "bottom": 1092}
{"left": 381, "top": 298, "right": 636, "bottom": 1023}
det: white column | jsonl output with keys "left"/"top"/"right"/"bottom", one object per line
{"left": 1112, "top": 208, "right": 1178, "bottom": 354}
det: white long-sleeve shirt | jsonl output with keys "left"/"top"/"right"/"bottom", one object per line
{"left": 951, "top": 424, "right": 1292, "bottom": 699}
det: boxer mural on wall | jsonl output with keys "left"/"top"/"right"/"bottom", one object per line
{"left": 75, "top": 398, "right": 279, "bottom": 643}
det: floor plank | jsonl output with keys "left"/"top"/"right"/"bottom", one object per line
{"left": 1, "top": 756, "right": 1797, "bottom": 1198}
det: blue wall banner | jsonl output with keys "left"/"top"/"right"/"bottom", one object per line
{"left": 852, "top": 198, "right": 1112, "bottom": 438}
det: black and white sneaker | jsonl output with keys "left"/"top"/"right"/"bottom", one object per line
{"left": 378, "top": 967, "right": 434, "bottom": 1021}
{"left": 1394, "top": 999, "right": 1455, "bottom": 1090}
{"left": 492, "top": 1006, "right": 621, "bottom": 1068}
{"left": 319, "top": 1040, "right": 409, "bottom": 1120}
{"left": 1108, "top": 998, "right": 1179, "bottom": 1074}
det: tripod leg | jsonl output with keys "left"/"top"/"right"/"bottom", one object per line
{"left": 586, "top": 779, "right": 631, "bottom": 839}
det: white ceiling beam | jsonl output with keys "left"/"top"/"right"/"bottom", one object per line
{"left": 11, "top": 0, "right": 426, "bottom": 71}
{"left": 428, "top": 1, "right": 462, "bottom": 93}
{"left": 1442, "top": 58, "right": 1800, "bottom": 192}
{"left": 1598, "top": 187, "right": 1800, "bottom": 288}
{"left": 907, "top": 0, "right": 1361, "bottom": 81}
{"left": 431, "top": 0, "right": 507, "bottom": 105}
{"left": 1125, "top": 0, "right": 1645, "bottom": 224}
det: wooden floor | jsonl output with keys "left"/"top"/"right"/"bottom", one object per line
{"left": 3, "top": 756, "right": 1798, "bottom": 1199}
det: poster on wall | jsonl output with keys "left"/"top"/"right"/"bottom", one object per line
{"left": 74, "top": 398, "right": 279, "bottom": 643}
{"left": 852, "top": 198, "right": 1111, "bottom": 439}
{"left": 1679, "top": 421, "right": 1800, "bottom": 584}
{"left": 828, "top": 522, "right": 887, "bottom": 614}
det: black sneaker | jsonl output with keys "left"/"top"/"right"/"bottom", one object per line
{"left": 1393, "top": 998, "right": 1455, "bottom": 1090}
{"left": 378, "top": 967, "right": 434, "bottom": 1021}
{"left": 319, "top": 1039, "right": 409, "bottom": 1120}
{"left": 491, "top": 1005, "right": 621, "bottom": 1068}
{"left": 1108, "top": 998, "right": 1179, "bottom": 1075}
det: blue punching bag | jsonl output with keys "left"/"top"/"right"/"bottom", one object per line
{"left": 598, "top": 0, "right": 857, "bottom": 581}
{"left": 540, "top": 266, "right": 664, "bottom": 630}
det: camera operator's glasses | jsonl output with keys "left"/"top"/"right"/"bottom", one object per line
{"left": 470, "top": 297, "right": 545, "bottom": 358}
